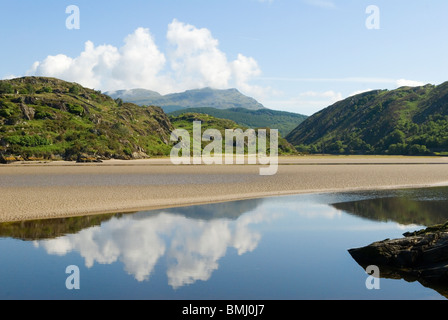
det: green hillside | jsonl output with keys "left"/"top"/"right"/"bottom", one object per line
{"left": 286, "top": 82, "right": 448, "bottom": 155}
{"left": 169, "top": 113, "right": 298, "bottom": 155}
{"left": 169, "top": 107, "right": 307, "bottom": 137}
{"left": 0, "top": 77, "right": 296, "bottom": 163}
{"left": 0, "top": 77, "right": 174, "bottom": 162}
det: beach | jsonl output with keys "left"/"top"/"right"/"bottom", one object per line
{"left": 1, "top": 156, "right": 448, "bottom": 223}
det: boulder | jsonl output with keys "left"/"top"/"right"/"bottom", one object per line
{"left": 349, "top": 222, "right": 448, "bottom": 297}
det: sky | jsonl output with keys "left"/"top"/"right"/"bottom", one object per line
{"left": 1, "top": 0, "right": 447, "bottom": 115}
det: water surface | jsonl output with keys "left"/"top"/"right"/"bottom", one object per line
{"left": 1, "top": 187, "right": 448, "bottom": 300}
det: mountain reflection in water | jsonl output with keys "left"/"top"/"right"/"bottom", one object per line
{"left": 332, "top": 187, "right": 448, "bottom": 227}
{"left": 333, "top": 187, "right": 448, "bottom": 299}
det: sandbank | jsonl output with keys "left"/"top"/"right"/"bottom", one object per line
{"left": 1, "top": 155, "right": 448, "bottom": 222}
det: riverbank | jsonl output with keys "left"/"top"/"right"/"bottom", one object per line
{"left": 1, "top": 156, "right": 448, "bottom": 222}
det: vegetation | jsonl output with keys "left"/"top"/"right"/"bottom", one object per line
{"left": 0, "top": 213, "right": 128, "bottom": 240}
{"left": 333, "top": 190, "right": 448, "bottom": 227}
{"left": 169, "top": 107, "right": 307, "bottom": 137}
{"left": 0, "top": 77, "right": 296, "bottom": 163}
{"left": 169, "top": 113, "right": 298, "bottom": 156}
{"left": 287, "top": 83, "right": 448, "bottom": 155}
{"left": 0, "top": 77, "right": 174, "bottom": 161}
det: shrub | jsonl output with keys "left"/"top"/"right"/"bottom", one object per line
{"left": 69, "top": 85, "right": 80, "bottom": 95}
{"left": 409, "top": 144, "right": 431, "bottom": 155}
{"left": 37, "top": 86, "right": 53, "bottom": 94}
{"left": 67, "top": 104, "right": 84, "bottom": 116}
{"left": 5, "top": 135, "right": 52, "bottom": 147}
{"left": 0, "top": 82, "right": 14, "bottom": 94}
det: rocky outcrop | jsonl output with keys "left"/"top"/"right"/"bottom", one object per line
{"left": 349, "top": 222, "right": 448, "bottom": 297}
{"left": 20, "top": 103, "right": 35, "bottom": 120}
{"left": 76, "top": 153, "right": 103, "bottom": 163}
{"left": 0, "top": 155, "right": 24, "bottom": 164}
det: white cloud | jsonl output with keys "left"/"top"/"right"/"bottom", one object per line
{"left": 348, "top": 88, "right": 374, "bottom": 97}
{"left": 266, "top": 90, "right": 343, "bottom": 115}
{"left": 28, "top": 28, "right": 168, "bottom": 92}
{"left": 2, "top": 74, "right": 18, "bottom": 80}
{"left": 167, "top": 19, "right": 232, "bottom": 90}
{"left": 396, "top": 79, "right": 426, "bottom": 88}
{"left": 26, "top": 20, "right": 265, "bottom": 98}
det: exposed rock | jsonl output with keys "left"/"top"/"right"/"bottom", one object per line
{"left": 20, "top": 103, "right": 35, "bottom": 120}
{"left": 349, "top": 222, "right": 448, "bottom": 297}
{"left": 0, "top": 155, "right": 24, "bottom": 164}
{"left": 131, "top": 151, "right": 149, "bottom": 159}
{"left": 76, "top": 153, "right": 103, "bottom": 163}
{"left": 24, "top": 96, "right": 37, "bottom": 105}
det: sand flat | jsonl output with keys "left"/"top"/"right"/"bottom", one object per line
{"left": 1, "top": 156, "right": 448, "bottom": 222}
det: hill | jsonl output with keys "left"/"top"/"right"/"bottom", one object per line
{"left": 286, "top": 82, "right": 448, "bottom": 155}
{"left": 169, "top": 107, "right": 307, "bottom": 137}
{"left": 0, "top": 77, "right": 296, "bottom": 163}
{"left": 0, "top": 77, "right": 174, "bottom": 162}
{"left": 106, "top": 87, "right": 266, "bottom": 112}
{"left": 169, "top": 113, "right": 298, "bottom": 155}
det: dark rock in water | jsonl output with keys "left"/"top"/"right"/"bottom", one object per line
{"left": 349, "top": 222, "right": 448, "bottom": 298}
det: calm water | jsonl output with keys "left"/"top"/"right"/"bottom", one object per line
{"left": 1, "top": 187, "right": 448, "bottom": 300}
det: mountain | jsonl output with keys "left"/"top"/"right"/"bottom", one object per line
{"left": 0, "top": 77, "right": 174, "bottom": 162}
{"left": 286, "top": 82, "right": 448, "bottom": 155}
{"left": 168, "top": 107, "right": 307, "bottom": 137}
{"left": 106, "top": 87, "right": 266, "bottom": 112}
{"left": 106, "top": 88, "right": 162, "bottom": 105}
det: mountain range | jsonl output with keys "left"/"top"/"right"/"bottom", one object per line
{"left": 106, "top": 87, "right": 266, "bottom": 113}
{"left": 2, "top": 76, "right": 447, "bottom": 161}
{"left": 106, "top": 87, "right": 308, "bottom": 137}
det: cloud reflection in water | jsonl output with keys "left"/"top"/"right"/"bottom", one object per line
{"left": 35, "top": 208, "right": 272, "bottom": 288}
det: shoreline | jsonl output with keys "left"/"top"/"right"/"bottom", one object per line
{"left": 1, "top": 156, "right": 448, "bottom": 223}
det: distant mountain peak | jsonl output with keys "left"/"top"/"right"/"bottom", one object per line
{"left": 106, "top": 87, "right": 266, "bottom": 113}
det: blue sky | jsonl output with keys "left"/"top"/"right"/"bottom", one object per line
{"left": 1, "top": 0, "right": 447, "bottom": 115}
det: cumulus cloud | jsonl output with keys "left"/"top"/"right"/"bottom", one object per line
{"left": 27, "top": 20, "right": 264, "bottom": 97}
{"left": 167, "top": 19, "right": 232, "bottom": 90}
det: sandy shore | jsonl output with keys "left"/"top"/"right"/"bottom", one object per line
{"left": 1, "top": 155, "right": 448, "bottom": 222}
